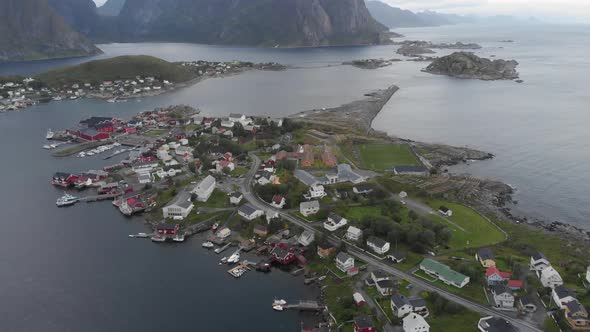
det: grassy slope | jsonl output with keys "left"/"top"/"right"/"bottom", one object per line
{"left": 35, "top": 55, "right": 195, "bottom": 87}
{"left": 358, "top": 144, "right": 420, "bottom": 171}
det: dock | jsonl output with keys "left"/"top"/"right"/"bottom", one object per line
{"left": 81, "top": 192, "right": 122, "bottom": 202}
{"left": 214, "top": 243, "right": 231, "bottom": 254}
{"left": 282, "top": 301, "right": 325, "bottom": 311}
{"left": 227, "top": 260, "right": 254, "bottom": 278}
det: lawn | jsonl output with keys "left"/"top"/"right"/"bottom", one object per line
{"left": 357, "top": 144, "right": 420, "bottom": 171}
{"left": 194, "top": 189, "right": 231, "bottom": 209}
{"left": 426, "top": 305, "right": 481, "bottom": 332}
{"left": 426, "top": 200, "right": 506, "bottom": 250}
{"left": 413, "top": 270, "right": 488, "bottom": 305}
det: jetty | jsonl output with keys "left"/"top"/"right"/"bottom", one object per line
{"left": 214, "top": 243, "right": 231, "bottom": 254}
{"left": 275, "top": 301, "right": 325, "bottom": 312}
{"left": 81, "top": 192, "right": 122, "bottom": 203}
{"left": 227, "top": 260, "right": 254, "bottom": 278}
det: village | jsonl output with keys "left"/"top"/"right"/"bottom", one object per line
{"left": 44, "top": 104, "right": 590, "bottom": 332}
{"left": 0, "top": 59, "right": 285, "bottom": 112}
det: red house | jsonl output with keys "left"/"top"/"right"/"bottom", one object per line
{"left": 157, "top": 223, "right": 179, "bottom": 235}
{"left": 79, "top": 128, "right": 109, "bottom": 141}
{"left": 270, "top": 244, "right": 296, "bottom": 265}
{"left": 52, "top": 172, "right": 79, "bottom": 187}
{"left": 353, "top": 316, "right": 376, "bottom": 332}
{"left": 123, "top": 127, "right": 137, "bottom": 134}
{"left": 508, "top": 280, "right": 524, "bottom": 290}
{"left": 96, "top": 123, "right": 115, "bottom": 133}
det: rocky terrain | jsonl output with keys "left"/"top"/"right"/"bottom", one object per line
{"left": 342, "top": 58, "right": 401, "bottom": 69}
{"left": 396, "top": 45, "right": 436, "bottom": 57}
{"left": 393, "top": 40, "right": 481, "bottom": 50}
{"left": 424, "top": 52, "right": 519, "bottom": 80}
{"left": 0, "top": 0, "right": 101, "bottom": 62}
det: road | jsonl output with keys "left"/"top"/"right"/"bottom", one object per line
{"left": 241, "top": 154, "right": 541, "bottom": 332}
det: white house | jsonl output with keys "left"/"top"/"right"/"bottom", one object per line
{"left": 366, "top": 236, "right": 390, "bottom": 255}
{"left": 530, "top": 252, "right": 551, "bottom": 272}
{"left": 300, "top": 200, "right": 320, "bottom": 217}
{"left": 298, "top": 230, "right": 315, "bottom": 247}
{"left": 162, "top": 192, "right": 194, "bottom": 220}
{"left": 175, "top": 146, "right": 193, "bottom": 157}
{"left": 229, "top": 113, "right": 246, "bottom": 123}
{"left": 324, "top": 213, "right": 348, "bottom": 232}
{"left": 238, "top": 203, "right": 264, "bottom": 221}
{"left": 215, "top": 160, "right": 235, "bottom": 173}
{"left": 346, "top": 226, "right": 362, "bottom": 241}
{"left": 539, "top": 266, "right": 563, "bottom": 289}
{"left": 403, "top": 313, "right": 430, "bottom": 332}
{"left": 221, "top": 120, "right": 234, "bottom": 128}
{"left": 335, "top": 252, "right": 354, "bottom": 273}
{"left": 391, "top": 295, "right": 413, "bottom": 318}
{"left": 491, "top": 285, "right": 515, "bottom": 309}
{"left": 271, "top": 195, "right": 286, "bottom": 209}
{"left": 229, "top": 192, "right": 243, "bottom": 205}
{"left": 191, "top": 175, "right": 216, "bottom": 202}
{"left": 552, "top": 285, "right": 577, "bottom": 309}
{"left": 308, "top": 184, "right": 327, "bottom": 199}
{"left": 438, "top": 206, "right": 453, "bottom": 217}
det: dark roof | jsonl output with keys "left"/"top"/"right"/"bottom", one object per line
{"left": 372, "top": 270, "right": 389, "bottom": 279}
{"left": 391, "top": 294, "right": 410, "bottom": 307}
{"left": 554, "top": 285, "right": 575, "bottom": 299}
{"left": 80, "top": 127, "right": 101, "bottom": 137}
{"left": 376, "top": 279, "right": 394, "bottom": 289}
{"left": 439, "top": 206, "right": 450, "bottom": 212}
{"left": 477, "top": 248, "right": 495, "bottom": 261}
{"left": 157, "top": 223, "right": 177, "bottom": 230}
{"left": 354, "top": 184, "right": 374, "bottom": 192}
{"left": 480, "top": 317, "right": 518, "bottom": 332}
{"left": 271, "top": 246, "right": 291, "bottom": 260}
{"left": 519, "top": 295, "right": 533, "bottom": 306}
{"left": 389, "top": 251, "right": 407, "bottom": 260}
{"left": 566, "top": 300, "right": 587, "bottom": 315}
{"left": 230, "top": 192, "right": 243, "bottom": 198}
{"left": 336, "top": 252, "right": 352, "bottom": 263}
{"left": 409, "top": 297, "right": 426, "bottom": 308}
{"left": 492, "top": 284, "right": 511, "bottom": 296}
{"left": 531, "top": 251, "right": 548, "bottom": 261}
{"left": 238, "top": 203, "right": 259, "bottom": 216}
{"left": 367, "top": 236, "right": 388, "bottom": 248}
{"left": 393, "top": 165, "right": 428, "bottom": 173}
{"left": 328, "top": 213, "right": 344, "bottom": 223}
{"left": 353, "top": 315, "right": 374, "bottom": 329}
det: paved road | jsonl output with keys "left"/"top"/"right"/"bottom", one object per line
{"left": 241, "top": 154, "right": 541, "bottom": 332}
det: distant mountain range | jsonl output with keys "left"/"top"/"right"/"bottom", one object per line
{"left": 0, "top": 0, "right": 101, "bottom": 62}
{"left": 365, "top": 0, "right": 469, "bottom": 28}
{"left": 97, "top": 0, "right": 125, "bottom": 16}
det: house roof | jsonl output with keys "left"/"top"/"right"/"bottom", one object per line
{"left": 347, "top": 226, "right": 362, "bottom": 236}
{"left": 393, "top": 165, "right": 428, "bottom": 173}
{"left": 531, "top": 251, "right": 548, "bottom": 261}
{"left": 157, "top": 223, "right": 177, "bottom": 230}
{"left": 409, "top": 297, "right": 426, "bottom": 308}
{"left": 376, "top": 279, "right": 394, "bottom": 289}
{"left": 336, "top": 252, "right": 352, "bottom": 263}
{"left": 328, "top": 213, "right": 344, "bottom": 223}
{"left": 403, "top": 313, "right": 429, "bottom": 329}
{"left": 165, "top": 191, "right": 193, "bottom": 209}
{"left": 195, "top": 175, "right": 216, "bottom": 192}
{"left": 479, "top": 317, "right": 517, "bottom": 332}
{"left": 337, "top": 164, "right": 364, "bottom": 183}
{"left": 477, "top": 248, "right": 495, "bottom": 261}
{"left": 439, "top": 205, "right": 450, "bottom": 212}
{"left": 389, "top": 250, "right": 407, "bottom": 260}
{"left": 230, "top": 192, "right": 243, "bottom": 198}
{"left": 300, "top": 200, "right": 320, "bottom": 209}
{"left": 486, "top": 266, "right": 511, "bottom": 279}
{"left": 367, "top": 236, "right": 388, "bottom": 249}
{"left": 229, "top": 113, "right": 244, "bottom": 118}
{"left": 554, "top": 285, "right": 575, "bottom": 299}
{"left": 272, "top": 195, "right": 284, "bottom": 204}
{"left": 491, "top": 284, "right": 512, "bottom": 296}
{"left": 372, "top": 270, "right": 389, "bottom": 280}
{"left": 566, "top": 300, "right": 588, "bottom": 316}
{"left": 271, "top": 246, "right": 291, "bottom": 260}
{"left": 354, "top": 184, "right": 373, "bottom": 192}
{"left": 508, "top": 280, "right": 524, "bottom": 288}
{"left": 354, "top": 315, "right": 374, "bottom": 329}
{"left": 238, "top": 203, "right": 260, "bottom": 216}
{"left": 519, "top": 295, "right": 533, "bottom": 306}
{"left": 420, "top": 258, "right": 469, "bottom": 286}
{"left": 294, "top": 169, "right": 320, "bottom": 186}
{"left": 391, "top": 294, "right": 410, "bottom": 307}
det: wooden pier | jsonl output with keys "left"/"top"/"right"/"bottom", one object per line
{"left": 282, "top": 301, "right": 325, "bottom": 311}
{"left": 227, "top": 260, "right": 254, "bottom": 278}
{"left": 81, "top": 192, "right": 122, "bottom": 202}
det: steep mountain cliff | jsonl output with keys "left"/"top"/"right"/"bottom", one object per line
{"left": 0, "top": 0, "right": 101, "bottom": 62}
{"left": 116, "top": 0, "right": 389, "bottom": 46}
{"left": 46, "top": 0, "right": 100, "bottom": 35}
{"left": 98, "top": 0, "right": 126, "bottom": 16}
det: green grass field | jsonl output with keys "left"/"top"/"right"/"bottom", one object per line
{"left": 358, "top": 144, "right": 421, "bottom": 171}
{"left": 426, "top": 200, "right": 506, "bottom": 250}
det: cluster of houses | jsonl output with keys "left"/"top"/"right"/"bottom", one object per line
{"left": 180, "top": 60, "right": 284, "bottom": 77}
{"left": 160, "top": 175, "right": 217, "bottom": 220}
{"left": 0, "top": 78, "right": 41, "bottom": 111}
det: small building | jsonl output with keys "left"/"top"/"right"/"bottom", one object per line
{"left": 253, "top": 224, "right": 268, "bottom": 237}
{"left": 335, "top": 252, "right": 355, "bottom": 274}
{"left": 300, "top": 200, "right": 320, "bottom": 217}
{"left": 478, "top": 316, "right": 517, "bottom": 332}
{"left": 402, "top": 313, "right": 430, "bottom": 332}
{"left": 438, "top": 206, "right": 453, "bottom": 217}
{"left": 323, "top": 213, "right": 348, "bottom": 232}
{"left": 486, "top": 266, "right": 511, "bottom": 286}
{"left": 353, "top": 315, "right": 376, "bottom": 332}
{"left": 564, "top": 300, "right": 590, "bottom": 330}
{"left": 79, "top": 128, "right": 110, "bottom": 141}
{"left": 476, "top": 248, "right": 496, "bottom": 267}
{"left": 391, "top": 295, "right": 413, "bottom": 318}
{"left": 138, "top": 173, "right": 152, "bottom": 184}
{"left": 271, "top": 195, "right": 286, "bottom": 209}
{"left": 507, "top": 280, "right": 524, "bottom": 291}
{"left": 346, "top": 226, "right": 362, "bottom": 241}
{"left": 366, "top": 236, "right": 390, "bottom": 255}
{"left": 409, "top": 297, "right": 429, "bottom": 317}
{"left": 270, "top": 245, "right": 296, "bottom": 265}
{"left": 156, "top": 223, "right": 179, "bottom": 236}
{"left": 518, "top": 295, "right": 537, "bottom": 313}
{"left": 393, "top": 165, "right": 429, "bottom": 177}
{"left": 298, "top": 230, "right": 315, "bottom": 247}
{"left": 229, "top": 192, "right": 243, "bottom": 205}
{"left": 529, "top": 251, "right": 551, "bottom": 272}
{"left": 191, "top": 175, "right": 216, "bottom": 202}
{"left": 162, "top": 192, "right": 194, "bottom": 220}
{"left": 216, "top": 227, "right": 231, "bottom": 239}
{"left": 491, "top": 285, "right": 514, "bottom": 309}
{"left": 419, "top": 258, "right": 470, "bottom": 289}
{"left": 337, "top": 164, "right": 366, "bottom": 184}
{"left": 539, "top": 266, "right": 563, "bottom": 289}
{"left": 353, "top": 184, "right": 374, "bottom": 195}
{"left": 238, "top": 203, "right": 264, "bottom": 221}
{"left": 552, "top": 285, "right": 577, "bottom": 309}
{"left": 353, "top": 292, "right": 366, "bottom": 307}
{"left": 387, "top": 251, "right": 407, "bottom": 264}
{"left": 317, "top": 244, "right": 336, "bottom": 259}
{"left": 308, "top": 184, "right": 327, "bottom": 199}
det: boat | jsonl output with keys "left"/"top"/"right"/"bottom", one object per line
{"left": 136, "top": 233, "right": 148, "bottom": 238}
{"left": 227, "top": 250, "right": 240, "bottom": 264}
{"left": 220, "top": 257, "right": 228, "bottom": 264}
{"left": 52, "top": 96, "right": 63, "bottom": 101}
{"left": 56, "top": 193, "right": 79, "bottom": 207}
{"left": 43, "top": 145, "right": 51, "bottom": 149}
{"left": 46, "top": 129, "right": 54, "bottom": 140}
{"left": 86, "top": 152, "right": 94, "bottom": 156}
{"left": 202, "top": 241, "right": 214, "bottom": 249}
{"left": 151, "top": 235, "right": 166, "bottom": 243}
{"left": 212, "top": 222, "right": 219, "bottom": 231}
{"left": 77, "top": 152, "right": 86, "bottom": 158}
{"left": 173, "top": 234, "right": 185, "bottom": 242}
{"left": 272, "top": 305, "right": 284, "bottom": 311}
{"left": 273, "top": 299, "right": 287, "bottom": 306}
{"left": 49, "top": 144, "right": 57, "bottom": 149}
{"left": 107, "top": 98, "right": 117, "bottom": 103}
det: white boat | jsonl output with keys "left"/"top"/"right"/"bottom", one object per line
{"left": 77, "top": 152, "right": 86, "bottom": 158}
{"left": 272, "top": 305, "right": 284, "bottom": 311}
{"left": 173, "top": 234, "right": 185, "bottom": 242}
{"left": 50, "top": 144, "right": 57, "bottom": 149}
{"left": 107, "top": 98, "right": 117, "bottom": 103}
{"left": 212, "top": 222, "right": 219, "bottom": 231}
{"left": 113, "top": 142, "right": 121, "bottom": 147}
{"left": 136, "top": 233, "right": 148, "bottom": 238}
{"left": 69, "top": 96, "right": 78, "bottom": 100}
{"left": 220, "top": 257, "right": 228, "bottom": 264}
{"left": 151, "top": 235, "right": 166, "bottom": 243}
{"left": 273, "top": 299, "right": 287, "bottom": 306}
{"left": 86, "top": 152, "right": 95, "bottom": 156}
{"left": 46, "top": 129, "right": 54, "bottom": 140}
{"left": 56, "top": 193, "right": 79, "bottom": 207}
{"left": 52, "top": 96, "right": 63, "bottom": 101}
{"left": 227, "top": 251, "right": 240, "bottom": 264}
{"left": 43, "top": 145, "right": 51, "bottom": 149}
{"left": 202, "top": 241, "right": 214, "bottom": 249}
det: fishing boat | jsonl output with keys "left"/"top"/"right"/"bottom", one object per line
{"left": 220, "top": 257, "right": 228, "bottom": 264}
{"left": 273, "top": 299, "right": 287, "bottom": 306}
{"left": 56, "top": 193, "right": 79, "bottom": 207}
{"left": 151, "top": 235, "right": 166, "bottom": 243}
{"left": 43, "top": 145, "right": 51, "bottom": 149}
{"left": 272, "top": 305, "right": 284, "bottom": 311}
{"left": 46, "top": 129, "right": 54, "bottom": 140}
{"left": 202, "top": 241, "right": 214, "bottom": 249}
{"left": 211, "top": 222, "right": 219, "bottom": 231}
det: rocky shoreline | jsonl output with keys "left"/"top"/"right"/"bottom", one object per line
{"left": 342, "top": 58, "right": 401, "bottom": 69}
{"left": 424, "top": 52, "right": 520, "bottom": 81}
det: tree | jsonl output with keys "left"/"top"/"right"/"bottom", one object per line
{"left": 408, "top": 210, "right": 419, "bottom": 221}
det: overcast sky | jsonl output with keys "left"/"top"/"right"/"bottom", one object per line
{"left": 92, "top": 0, "right": 590, "bottom": 23}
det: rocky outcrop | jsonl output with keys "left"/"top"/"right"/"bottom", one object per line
{"left": 396, "top": 45, "right": 435, "bottom": 57}
{"left": 0, "top": 0, "right": 101, "bottom": 62}
{"left": 116, "top": 0, "right": 389, "bottom": 47}
{"left": 394, "top": 40, "right": 481, "bottom": 50}
{"left": 424, "top": 52, "right": 519, "bottom": 80}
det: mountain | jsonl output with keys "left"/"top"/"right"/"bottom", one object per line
{"left": 115, "top": 0, "right": 390, "bottom": 47}
{"left": 0, "top": 0, "right": 101, "bottom": 62}
{"left": 46, "top": 0, "right": 100, "bottom": 35}
{"left": 365, "top": 1, "right": 466, "bottom": 28}
{"left": 98, "top": 0, "right": 126, "bottom": 16}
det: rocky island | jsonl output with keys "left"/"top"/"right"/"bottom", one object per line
{"left": 424, "top": 52, "right": 519, "bottom": 80}
{"left": 342, "top": 58, "right": 401, "bottom": 69}
{"left": 394, "top": 40, "right": 482, "bottom": 50}
{"left": 396, "top": 45, "right": 436, "bottom": 57}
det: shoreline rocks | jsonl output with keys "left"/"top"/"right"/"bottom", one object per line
{"left": 342, "top": 58, "right": 401, "bottom": 69}
{"left": 393, "top": 40, "right": 482, "bottom": 50}
{"left": 423, "top": 52, "right": 519, "bottom": 80}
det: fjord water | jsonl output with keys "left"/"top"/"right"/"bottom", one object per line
{"left": 0, "top": 22, "right": 589, "bottom": 331}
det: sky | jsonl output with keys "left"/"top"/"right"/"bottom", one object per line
{"left": 382, "top": 0, "right": 590, "bottom": 23}
{"left": 91, "top": 0, "right": 590, "bottom": 24}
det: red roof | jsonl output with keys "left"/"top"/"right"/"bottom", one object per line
{"left": 486, "top": 266, "right": 511, "bottom": 279}
{"left": 272, "top": 195, "right": 284, "bottom": 204}
{"left": 219, "top": 160, "right": 233, "bottom": 167}
{"left": 508, "top": 280, "right": 524, "bottom": 288}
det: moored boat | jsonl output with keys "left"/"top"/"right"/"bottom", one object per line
{"left": 202, "top": 241, "right": 214, "bottom": 249}
{"left": 56, "top": 193, "right": 79, "bottom": 207}
{"left": 46, "top": 129, "right": 54, "bottom": 140}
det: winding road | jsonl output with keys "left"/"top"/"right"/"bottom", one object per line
{"left": 240, "top": 153, "right": 541, "bottom": 332}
